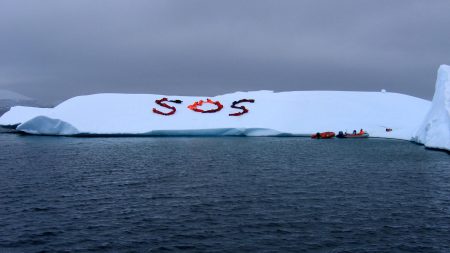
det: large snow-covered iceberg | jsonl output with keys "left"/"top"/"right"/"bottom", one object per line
{"left": 5, "top": 63, "right": 450, "bottom": 151}
{"left": 0, "top": 89, "right": 431, "bottom": 140}
{"left": 414, "top": 65, "right": 450, "bottom": 151}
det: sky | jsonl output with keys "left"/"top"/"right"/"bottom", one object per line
{"left": 0, "top": 0, "right": 449, "bottom": 103}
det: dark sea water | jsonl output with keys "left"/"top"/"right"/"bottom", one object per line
{"left": 0, "top": 133, "right": 449, "bottom": 253}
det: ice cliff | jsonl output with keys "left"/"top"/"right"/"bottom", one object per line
{"left": 414, "top": 65, "right": 450, "bottom": 151}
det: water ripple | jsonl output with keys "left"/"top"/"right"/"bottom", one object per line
{"left": 0, "top": 135, "right": 449, "bottom": 252}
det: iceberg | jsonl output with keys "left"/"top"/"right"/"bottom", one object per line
{"left": 414, "top": 65, "right": 450, "bottom": 151}
{"left": 4, "top": 65, "right": 450, "bottom": 151}
{"left": 0, "top": 90, "right": 430, "bottom": 140}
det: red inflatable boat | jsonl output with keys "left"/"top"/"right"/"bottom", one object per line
{"left": 311, "top": 132, "right": 336, "bottom": 139}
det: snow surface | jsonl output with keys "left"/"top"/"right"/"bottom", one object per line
{"left": 414, "top": 65, "right": 450, "bottom": 151}
{"left": 0, "top": 106, "right": 51, "bottom": 127}
{"left": 0, "top": 90, "right": 430, "bottom": 141}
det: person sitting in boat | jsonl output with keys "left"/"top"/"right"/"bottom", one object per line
{"left": 359, "top": 129, "right": 365, "bottom": 134}
{"left": 353, "top": 130, "right": 357, "bottom": 135}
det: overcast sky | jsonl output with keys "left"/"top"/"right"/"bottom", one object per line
{"left": 0, "top": 0, "right": 449, "bottom": 103}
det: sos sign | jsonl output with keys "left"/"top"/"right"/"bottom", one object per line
{"left": 153, "top": 98, "right": 255, "bottom": 117}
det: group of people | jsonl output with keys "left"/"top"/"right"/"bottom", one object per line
{"left": 229, "top": 99, "right": 255, "bottom": 116}
{"left": 335, "top": 129, "right": 367, "bottom": 138}
{"left": 152, "top": 97, "right": 255, "bottom": 116}
{"left": 152, "top": 97, "right": 183, "bottom": 116}
{"left": 187, "top": 99, "right": 224, "bottom": 113}
{"left": 350, "top": 129, "right": 366, "bottom": 135}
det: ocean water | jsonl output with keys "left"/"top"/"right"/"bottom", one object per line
{"left": 0, "top": 133, "right": 449, "bottom": 253}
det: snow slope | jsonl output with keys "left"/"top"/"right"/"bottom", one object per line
{"left": 0, "top": 89, "right": 32, "bottom": 101}
{"left": 0, "top": 90, "right": 430, "bottom": 140}
{"left": 414, "top": 65, "right": 450, "bottom": 151}
{"left": 0, "top": 89, "right": 35, "bottom": 116}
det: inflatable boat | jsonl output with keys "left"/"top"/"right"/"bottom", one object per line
{"left": 336, "top": 132, "right": 369, "bottom": 138}
{"left": 311, "top": 132, "right": 336, "bottom": 139}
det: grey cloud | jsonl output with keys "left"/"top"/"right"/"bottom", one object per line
{"left": 0, "top": 0, "right": 449, "bottom": 103}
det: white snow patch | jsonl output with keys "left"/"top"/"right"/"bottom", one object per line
{"left": 0, "top": 106, "right": 51, "bottom": 127}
